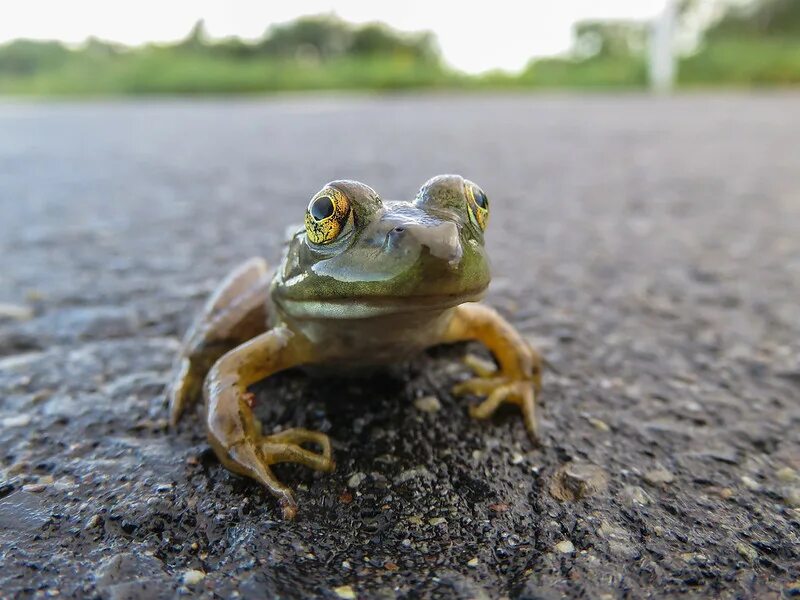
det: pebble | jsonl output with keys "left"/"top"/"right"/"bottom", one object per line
{"left": 740, "top": 476, "right": 761, "bottom": 491}
{"left": 333, "top": 585, "right": 356, "bottom": 599}
{"left": 619, "top": 485, "right": 652, "bottom": 506}
{"left": 1, "top": 414, "right": 32, "bottom": 428}
{"left": 428, "top": 517, "right": 447, "bottom": 526}
{"left": 347, "top": 472, "right": 367, "bottom": 489}
{"left": 784, "top": 488, "right": 800, "bottom": 508}
{"left": 22, "top": 483, "right": 47, "bottom": 493}
{"left": 719, "top": 487, "right": 734, "bottom": 500}
{"left": 777, "top": 467, "right": 797, "bottom": 482}
{"left": 467, "top": 557, "right": 479, "bottom": 568}
{"left": 549, "top": 462, "right": 608, "bottom": 501}
{"left": 182, "top": 569, "right": 205, "bottom": 585}
{"left": 736, "top": 542, "right": 758, "bottom": 563}
{"left": 555, "top": 540, "right": 575, "bottom": 553}
{"left": 413, "top": 395, "right": 441, "bottom": 413}
{"left": 0, "top": 303, "right": 34, "bottom": 321}
{"left": 394, "top": 467, "right": 432, "bottom": 485}
{"left": 587, "top": 416, "right": 610, "bottom": 432}
{"left": 643, "top": 468, "right": 675, "bottom": 485}
{"left": 86, "top": 514, "right": 102, "bottom": 528}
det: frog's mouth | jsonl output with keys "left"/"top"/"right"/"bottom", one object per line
{"left": 278, "top": 287, "right": 487, "bottom": 320}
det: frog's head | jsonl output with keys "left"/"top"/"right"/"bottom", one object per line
{"left": 273, "top": 175, "right": 491, "bottom": 319}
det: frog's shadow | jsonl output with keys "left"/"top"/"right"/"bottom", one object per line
{"left": 247, "top": 343, "right": 478, "bottom": 442}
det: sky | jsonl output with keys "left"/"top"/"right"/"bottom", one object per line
{"left": 0, "top": 0, "right": 671, "bottom": 73}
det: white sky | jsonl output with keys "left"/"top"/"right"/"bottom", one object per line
{"left": 0, "top": 0, "right": 669, "bottom": 73}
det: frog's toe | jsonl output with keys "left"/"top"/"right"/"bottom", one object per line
{"left": 463, "top": 353, "right": 499, "bottom": 378}
{"left": 167, "top": 357, "right": 196, "bottom": 426}
{"left": 222, "top": 428, "right": 335, "bottom": 519}
{"left": 452, "top": 377, "right": 539, "bottom": 444}
{"left": 259, "top": 428, "right": 335, "bottom": 473}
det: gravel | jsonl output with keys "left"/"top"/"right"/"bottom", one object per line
{"left": 1, "top": 93, "right": 799, "bottom": 598}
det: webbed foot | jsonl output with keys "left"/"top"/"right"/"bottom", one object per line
{"left": 223, "top": 428, "right": 334, "bottom": 519}
{"left": 453, "top": 355, "right": 539, "bottom": 440}
{"left": 442, "top": 303, "right": 543, "bottom": 443}
{"left": 204, "top": 327, "right": 330, "bottom": 519}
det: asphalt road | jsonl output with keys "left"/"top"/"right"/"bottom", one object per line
{"left": 1, "top": 93, "right": 799, "bottom": 598}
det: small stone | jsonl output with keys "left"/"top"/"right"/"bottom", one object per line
{"left": 1, "top": 414, "right": 32, "bottom": 428}
{"left": 408, "top": 515, "right": 423, "bottom": 526}
{"left": 587, "top": 417, "right": 610, "bottom": 432}
{"left": 644, "top": 468, "right": 675, "bottom": 486}
{"left": 347, "top": 472, "right": 367, "bottom": 489}
{"left": 619, "top": 485, "right": 652, "bottom": 506}
{"left": 511, "top": 453, "right": 524, "bottom": 465}
{"left": 777, "top": 467, "right": 797, "bottom": 482}
{"left": 555, "top": 540, "right": 575, "bottom": 553}
{"left": 784, "top": 487, "right": 800, "bottom": 508}
{"left": 428, "top": 517, "right": 446, "bottom": 526}
{"left": 22, "top": 483, "right": 47, "bottom": 493}
{"left": 413, "top": 395, "right": 441, "bottom": 413}
{"left": 333, "top": 585, "right": 356, "bottom": 599}
{"left": 182, "top": 569, "right": 205, "bottom": 585}
{"left": 467, "top": 557, "right": 479, "bottom": 568}
{"left": 740, "top": 476, "right": 761, "bottom": 491}
{"left": 0, "top": 303, "right": 34, "bottom": 321}
{"left": 394, "top": 467, "right": 432, "bottom": 485}
{"left": 86, "top": 514, "right": 102, "bottom": 528}
{"left": 719, "top": 487, "right": 734, "bottom": 499}
{"left": 736, "top": 542, "right": 758, "bottom": 563}
{"left": 549, "top": 462, "right": 608, "bottom": 501}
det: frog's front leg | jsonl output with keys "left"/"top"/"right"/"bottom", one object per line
{"left": 168, "top": 257, "right": 270, "bottom": 425}
{"left": 205, "top": 327, "right": 334, "bottom": 519}
{"left": 441, "top": 303, "right": 542, "bottom": 442}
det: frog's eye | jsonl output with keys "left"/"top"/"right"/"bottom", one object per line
{"left": 305, "top": 187, "right": 351, "bottom": 245}
{"left": 465, "top": 183, "right": 489, "bottom": 231}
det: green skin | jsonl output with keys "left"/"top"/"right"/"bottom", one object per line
{"left": 271, "top": 176, "right": 491, "bottom": 364}
{"left": 168, "top": 174, "right": 541, "bottom": 519}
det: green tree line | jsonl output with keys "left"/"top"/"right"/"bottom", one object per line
{"left": 1, "top": 1, "right": 799, "bottom": 95}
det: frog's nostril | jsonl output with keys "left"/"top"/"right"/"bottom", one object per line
{"left": 393, "top": 227, "right": 405, "bottom": 233}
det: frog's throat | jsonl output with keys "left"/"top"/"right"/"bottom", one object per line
{"left": 276, "top": 288, "right": 486, "bottom": 320}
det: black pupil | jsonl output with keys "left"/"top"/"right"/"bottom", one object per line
{"left": 311, "top": 196, "right": 334, "bottom": 220}
{"left": 474, "top": 189, "right": 488, "bottom": 209}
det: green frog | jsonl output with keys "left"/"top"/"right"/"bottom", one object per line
{"left": 168, "top": 175, "right": 542, "bottom": 518}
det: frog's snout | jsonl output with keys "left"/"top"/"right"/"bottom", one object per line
{"left": 387, "top": 221, "right": 463, "bottom": 267}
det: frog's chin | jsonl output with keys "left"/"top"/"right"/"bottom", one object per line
{"left": 278, "top": 288, "right": 486, "bottom": 320}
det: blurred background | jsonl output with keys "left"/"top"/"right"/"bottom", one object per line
{"left": 1, "top": 0, "right": 799, "bottom": 95}
{"left": 2, "top": 3, "right": 800, "bottom": 597}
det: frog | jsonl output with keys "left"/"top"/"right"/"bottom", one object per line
{"left": 168, "top": 174, "right": 542, "bottom": 519}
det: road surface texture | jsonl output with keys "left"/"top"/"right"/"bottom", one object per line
{"left": 1, "top": 93, "right": 799, "bottom": 599}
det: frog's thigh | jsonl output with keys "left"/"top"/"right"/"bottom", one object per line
{"left": 168, "top": 257, "right": 271, "bottom": 425}
{"left": 441, "top": 303, "right": 542, "bottom": 441}
{"left": 204, "top": 328, "right": 333, "bottom": 519}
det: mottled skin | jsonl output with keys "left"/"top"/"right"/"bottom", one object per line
{"left": 168, "top": 175, "right": 542, "bottom": 518}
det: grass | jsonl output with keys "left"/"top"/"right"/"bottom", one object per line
{"left": 1, "top": 37, "right": 800, "bottom": 96}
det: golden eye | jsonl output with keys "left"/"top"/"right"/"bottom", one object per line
{"left": 466, "top": 183, "right": 489, "bottom": 231}
{"left": 304, "top": 187, "right": 351, "bottom": 245}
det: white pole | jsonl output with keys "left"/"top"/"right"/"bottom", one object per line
{"left": 649, "top": 0, "right": 677, "bottom": 93}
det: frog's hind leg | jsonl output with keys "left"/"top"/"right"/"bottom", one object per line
{"left": 168, "top": 257, "right": 271, "bottom": 425}
{"left": 204, "top": 328, "right": 333, "bottom": 519}
{"left": 441, "top": 303, "right": 543, "bottom": 442}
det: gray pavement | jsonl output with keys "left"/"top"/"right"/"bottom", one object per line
{"left": 1, "top": 93, "right": 799, "bottom": 598}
